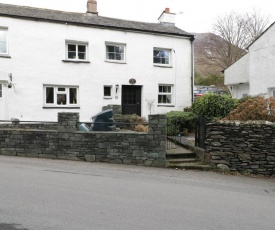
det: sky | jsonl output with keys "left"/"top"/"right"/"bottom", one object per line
{"left": 0, "top": 0, "right": 274, "bottom": 33}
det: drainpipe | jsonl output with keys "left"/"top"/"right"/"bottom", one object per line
{"left": 190, "top": 36, "right": 195, "bottom": 103}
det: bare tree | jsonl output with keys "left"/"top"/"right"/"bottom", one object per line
{"left": 203, "top": 9, "right": 270, "bottom": 71}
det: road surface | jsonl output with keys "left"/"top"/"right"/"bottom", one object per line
{"left": 0, "top": 155, "right": 274, "bottom": 230}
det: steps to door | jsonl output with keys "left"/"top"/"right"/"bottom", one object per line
{"left": 166, "top": 145, "right": 212, "bottom": 171}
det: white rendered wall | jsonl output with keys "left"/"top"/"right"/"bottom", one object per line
{"left": 229, "top": 83, "right": 250, "bottom": 99}
{"left": 248, "top": 24, "right": 275, "bottom": 96}
{"left": 0, "top": 17, "right": 192, "bottom": 121}
{"left": 224, "top": 53, "right": 249, "bottom": 85}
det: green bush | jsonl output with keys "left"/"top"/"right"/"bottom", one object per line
{"left": 166, "top": 111, "right": 197, "bottom": 136}
{"left": 191, "top": 94, "right": 237, "bottom": 121}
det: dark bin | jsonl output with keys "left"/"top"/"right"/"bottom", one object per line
{"left": 90, "top": 109, "right": 115, "bottom": 131}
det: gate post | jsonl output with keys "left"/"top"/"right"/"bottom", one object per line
{"left": 58, "top": 112, "right": 79, "bottom": 132}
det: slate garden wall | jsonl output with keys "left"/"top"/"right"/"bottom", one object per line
{"left": 0, "top": 113, "right": 166, "bottom": 167}
{"left": 205, "top": 121, "right": 275, "bottom": 176}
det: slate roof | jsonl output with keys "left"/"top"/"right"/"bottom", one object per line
{"left": 0, "top": 3, "right": 193, "bottom": 38}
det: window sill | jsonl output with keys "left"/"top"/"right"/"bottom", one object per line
{"left": 157, "top": 104, "right": 175, "bottom": 107}
{"left": 62, "top": 60, "right": 90, "bottom": 63}
{"left": 105, "top": 60, "right": 127, "bottom": 64}
{"left": 153, "top": 64, "right": 172, "bottom": 68}
{"left": 103, "top": 97, "right": 113, "bottom": 99}
{"left": 0, "top": 55, "right": 11, "bottom": 58}
{"left": 43, "top": 106, "right": 80, "bottom": 109}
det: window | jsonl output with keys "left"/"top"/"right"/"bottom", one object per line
{"left": 153, "top": 48, "right": 170, "bottom": 65}
{"left": 104, "top": 86, "right": 112, "bottom": 98}
{"left": 66, "top": 41, "right": 88, "bottom": 61}
{"left": 158, "top": 85, "right": 173, "bottom": 104}
{"left": 0, "top": 28, "right": 7, "bottom": 54}
{"left": 0, "top": 84, "right": 2, "bottom": 98}
{"left": 106, "top": 43, "right": 125, "bottom": 62}
{"left": 44, "top": 85, "right": 78, "bottom": 107}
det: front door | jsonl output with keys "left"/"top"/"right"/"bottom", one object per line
{"left": 0, "top": 83, "right": 5, "bottom": 120}
{"left": 122, "top": 85, "right": 141, "bottom": 116}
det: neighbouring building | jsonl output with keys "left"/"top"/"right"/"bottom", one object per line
{"left": 224, "top": 22, "right": 275, "bottom": 99}
{"left": 0, "top": 1, "right": 194, "bottom": 121}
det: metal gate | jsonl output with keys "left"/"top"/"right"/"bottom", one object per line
{"left": 195, "top": 117, "right": 208, "bottom": 148}
{"left": 166, "top": 117, "right": 185, "bottom": 150}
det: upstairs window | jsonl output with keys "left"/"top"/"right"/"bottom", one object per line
{"left": 106, "top": 43, "right": 125, "bottom": 62}
{"left": 0, "top": 28, "right": 8, "bottom": 55}
{"left": 158, "top": 85, "right": 173, "bottom": 104}
{"left": 44, "top": 85, "right": 78, "bottom": 107}
{"left": 153, "top": 48, "right": 171, "bottom": 65}
{"left": 66, "top": 41, "right": 88, "bottom": 61}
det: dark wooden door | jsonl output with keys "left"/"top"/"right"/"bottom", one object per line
{"left": 122, "top": 85, "right": 141, "bottom": 116}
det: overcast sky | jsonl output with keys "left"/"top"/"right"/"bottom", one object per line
{"left": 0, "top": 0, "right": 274, "bottom": 33}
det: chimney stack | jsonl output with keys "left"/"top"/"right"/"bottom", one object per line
{"left": 158, "top": 8, "right": 175, "bottom": 26}
{"left": 87, "top": 0, "right": 98, "bottom": 15}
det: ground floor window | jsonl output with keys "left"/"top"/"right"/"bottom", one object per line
{"left": 158, "top": 85, "right": 173, "bottom": 104}
{"left": 44, "top": 85, "right": 78, "bottom": 107}
{"left": 104, "top": 85, "right": 112, "bottom": 98}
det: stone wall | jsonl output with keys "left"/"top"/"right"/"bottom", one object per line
{"left": 0, "top": 113, "right": 166, "bottom": 167}
{"left": 205, "top": 121, "right": 275, "bottom": 176}
{"left": 0, "top": 123, "right": 57, "bottom": 130}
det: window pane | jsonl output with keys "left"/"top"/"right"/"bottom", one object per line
{"left": 107, "top": 45, "right": 114, "bottom": 52}
{"left": 57, "top": 94, "right": 67, "bottom": 105}
{"left": 106, "top": 45, "right": 124, "bottom": 60}
{"left": 104, "top": 86, "right": 111, "bottom": 97}
{"left": 68, "top": 44, "right": 76, "bottom": 51}
{"left": 78, "top": 52, "right": 86, "bottom": 60}
{"left": 69, "top": 88, "right": 77, "bottom": 104}
{"left": 78, "top": 45, "right": 86, "bottom": 52}
{"left": 0, "top": 30, "right": 7, "bottom": 53}
{"left": 58, "top": 87, "right": 66, "bottom": 91}
{"left": 154, "top": 49, "right": 170, "bottom": 64}
{"left": 107, "top": 53, "right": 115, "bottom": 60}
{"left": 68, "top": 51, "right": 76, "bottom": 59}
{"left": 46, "top": 87, "right": 54, "bottom": 104}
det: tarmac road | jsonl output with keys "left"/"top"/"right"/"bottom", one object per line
{"left": 0, "top": 155, "right": 274, "bottom": 230}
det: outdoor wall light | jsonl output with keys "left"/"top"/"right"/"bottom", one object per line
{"left": 115, "top": 84, "right": 119, "bottom": 93}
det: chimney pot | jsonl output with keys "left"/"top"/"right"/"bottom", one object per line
{"left": 165, "top": 8, "right": 170, "bottom": 13}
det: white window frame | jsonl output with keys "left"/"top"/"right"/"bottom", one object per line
{"left": 0, "top": 28, "right": 8, "bottom": 55}
{"left": 105, "top": 42, "right": 126, "bottom": 63}
{"left": 44, "top": 85, "right": 79, "bottom": 107}
{"left": 65, "top": 40, "right": 88, "bottom": 61}
{"left": 103, "top": 85, "right": 113, "bottom": 99}
{"left": 153, "top": 48, "right": 171, "bottom": 66}
{"left": 158, "top": 84, "right": 173, "bottom": 105}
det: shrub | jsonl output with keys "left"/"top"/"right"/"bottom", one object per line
{"left": 225, "top": 96, "right": 275, "bottom": 121}
{"left": 113, "top": 114, "right": 148, "bottom": 131}
{"left": 134, "top": 125, "right": 149, "bottom": 132}
{"left": 166, "top": 111, "right": 197, "bottom": 136}
{"left": 191, "top": 94, "right": 237, "bottom": 121}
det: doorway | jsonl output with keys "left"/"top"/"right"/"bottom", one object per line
{"left": 122, "top": 85, "right": 142, "bottom": 116}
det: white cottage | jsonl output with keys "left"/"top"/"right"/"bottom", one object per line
{"left": 224, "top": 22, "right": 275, "bottom": 99}
{"left": 0, "top": 1, "right": 194, "bottom": 121}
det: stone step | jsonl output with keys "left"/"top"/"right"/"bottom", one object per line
{"left": 166, "top": 152, "right": 197, "bottom": 159}
{"left": 166, "top": 162, "right": 213, "bottom": 171}
{"left": 167, "top": 158, "right": 197, "bottom": 163}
